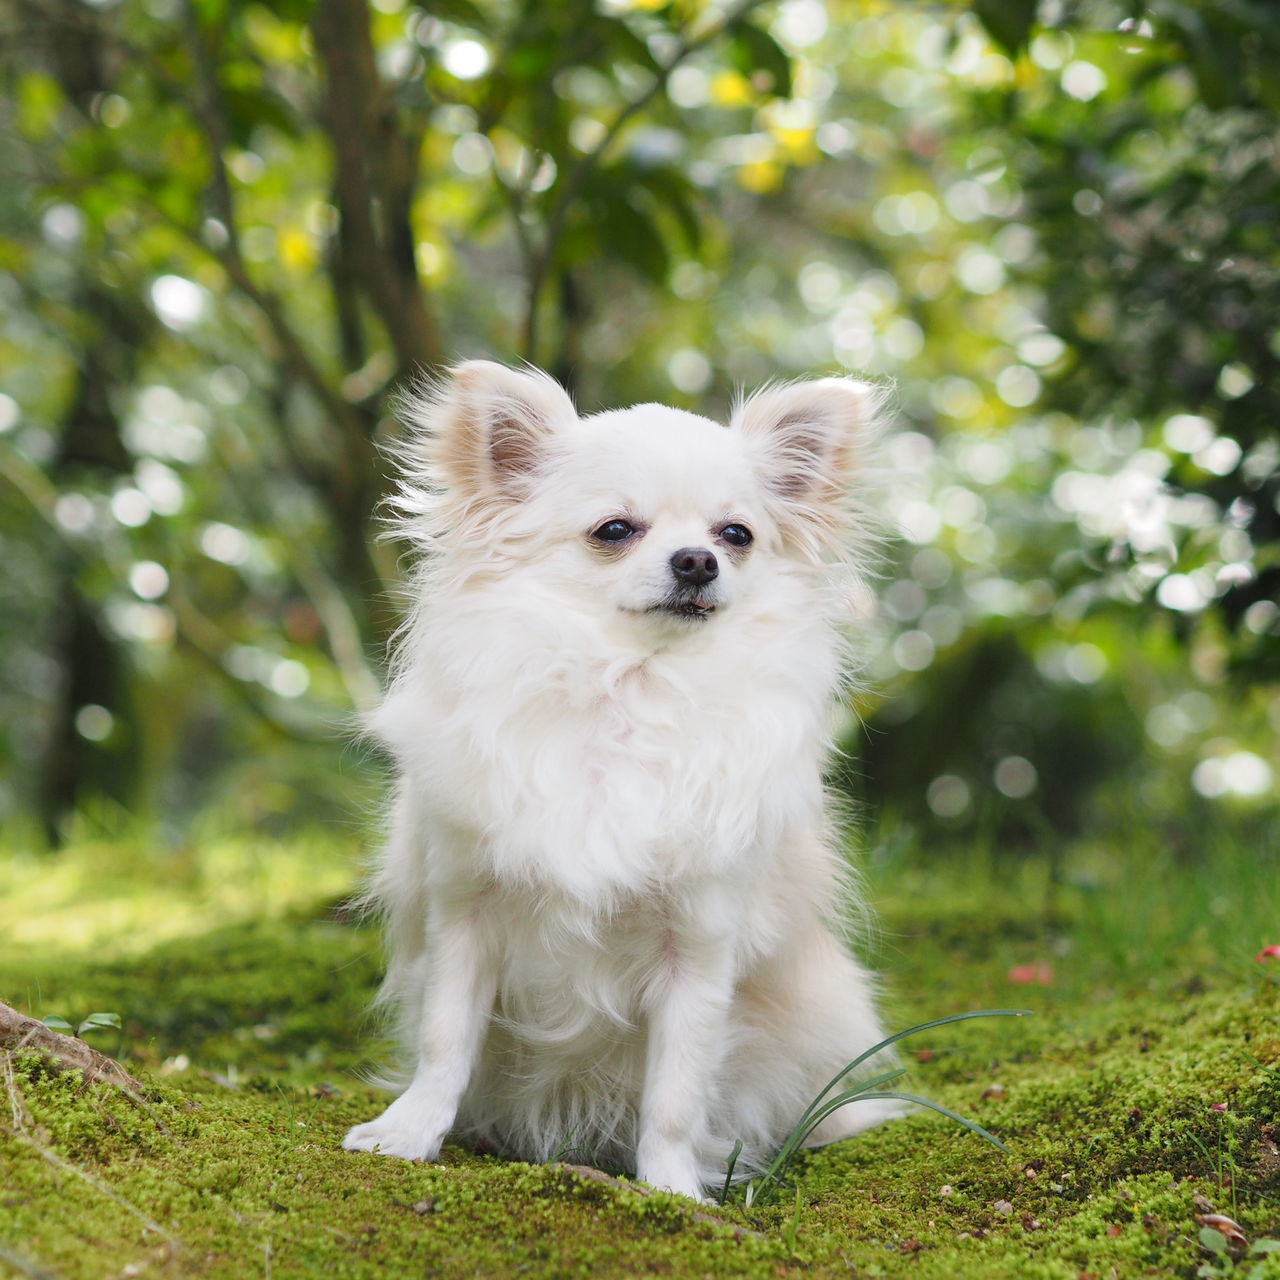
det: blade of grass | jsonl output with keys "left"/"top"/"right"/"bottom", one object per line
{"left": 760, "top": 1068, "right": 909, "bottom": 1185}
{"left": 718, "top": 1139, "right": 743, "bottom": 1206}
{"left": 869, "top": 1092, "right": 1010, "bottom": 1153}
{"left": 733, "top": 1011, "right": 1030, "bottom": 1205}
{"left": 787, "top": 1010, "right": 1031, "bottom": 1144}
{"left": 789, "top": 1077, "right": 908, "bottom": 1150}
{"left": 836, "top": 1009, "right": 1033, "bottom": 1086}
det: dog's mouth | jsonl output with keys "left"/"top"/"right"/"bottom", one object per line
{"left": 647, "top": 592, "right": 718, "bottom": 621}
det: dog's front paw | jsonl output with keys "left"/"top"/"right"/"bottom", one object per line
{"left": 636, "top": 1148, "right": 707, "bottom": 1203}
{"left": 342, "top": 1094, "right": 450, "bottom": 1161}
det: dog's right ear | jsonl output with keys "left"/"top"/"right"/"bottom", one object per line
{"left": 402, "top": 360, "right": 577, "bottom": 504}
{"left": 390, "top": 361, "right": 577, "bottom": 542}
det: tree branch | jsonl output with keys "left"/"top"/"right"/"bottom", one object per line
{"left": 176, "top": 0, "right": 369, "bottom": 448}
{"left": 522, "top": 0, "right": 767, "bottom": 361}
{"left": 311, "top": 0, "right": 441, "bottom": 378}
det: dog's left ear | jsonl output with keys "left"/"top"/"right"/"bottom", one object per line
{"left": 731, "top": 377, "right": 881, "bottom": 552}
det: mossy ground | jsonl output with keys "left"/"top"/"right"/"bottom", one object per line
{"left": 2, "top": 830, "right": 1278, "bottom": 1279}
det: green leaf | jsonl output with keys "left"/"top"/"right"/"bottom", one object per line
{"left": 971, "top": 0, "right": 1037, "bottom": 57}
{"left": 506, "top": 46, "right": 555, "bottom": 82}
{"left": 16, "top": 72, "right": 65, "bottom": 141}
{"left": 718, "top": 1138, "right": 743, "bottom": 1205}
{"left": 785, "top": 1069, "right": 908, "bottom": 1154}
{"left": 191, "top": 0, "right": 228, "bottom": 24}
{"left": 77, "top": 1012, "right": 123, "bottom": 1035}
{"left": 730, "top": 23, "right": 793, "bottom": 98}
{"left": 267, "top": 0, "right": 315, "bottom": 20}
{"left": 735, "top": 1009, "right": 1029, "bottom": 1205}
{"left": 427, "top": 0, "right": 487, "bottom": 28}
{"left": 41, "top": 1015, "right": 73, "bottom": 1032}
{"left": 1200, "top": 1227, "right": 1230, "bottom": 1255}
{"left": 1164, "top": 9, "right": 1246, "bottom": 110}
{"left": 1249, "top": 1240, "right": 1280, "bottom": 1255}
{"left": 598, "top": 194, "right": 670, "bottom": 285}
{"left": 807, "top": 1010, "right": 1034, "bottom": 1122}
{"left": 631, "top": 168, "right": 705, "bottom": 252}
{"left": 597, "top": 15, "right": 662, "bottom": 75}
{"left": 221, "top": 87, "right": 300, "bottom": 143}
{"left": 760, "top": 1068, "right": 912, "bottom": 1188}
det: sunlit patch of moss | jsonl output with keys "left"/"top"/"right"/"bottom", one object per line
{"left": 0, "top": 827, "right": 358, "bottom": 959}
{"left": 5, "top": 912, "right": 388, "bottom": 1083}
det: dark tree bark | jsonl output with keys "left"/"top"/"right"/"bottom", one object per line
{"left": 311, "top": 0, "right": 442, "bottom": 382}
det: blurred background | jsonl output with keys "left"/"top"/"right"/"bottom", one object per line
{"left": 1, "top": 0, "right": 1276, "bottom": 859}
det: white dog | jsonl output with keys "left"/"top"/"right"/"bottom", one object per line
{"left": 342, "top": 361, "right": 899, "bottom": 1200}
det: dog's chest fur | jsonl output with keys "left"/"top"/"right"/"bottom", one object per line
{"left": 374, "top": 591, "right": 836, "bottom": 902}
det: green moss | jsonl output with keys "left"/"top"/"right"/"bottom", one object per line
{"left": 2, "top": 1060, "right": 791, "bottom": 1279}
{"left": 3, "top": 835, "right": 1279, "bottom": 1277}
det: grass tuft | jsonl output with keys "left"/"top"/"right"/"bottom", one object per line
{"left": 731, "top": 1010, "right": 1028, "bottom": 1207}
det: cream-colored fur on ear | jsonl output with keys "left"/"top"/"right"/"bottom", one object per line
{"left": 388, "top": 361, "right": 578, "bottom": 547}
{"left": 731, "top": 377, "right": 885, "bottom": 560}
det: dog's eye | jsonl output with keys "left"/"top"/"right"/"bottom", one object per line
{"left": 718, "top": 524, "right": 753, "bottom": 548}
{"left": 592, "top": 519, "right": 635, "bottom": 543}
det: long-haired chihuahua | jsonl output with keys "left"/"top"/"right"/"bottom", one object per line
{"left": 342, "top": 362, "right": 899, "bottom": 1200}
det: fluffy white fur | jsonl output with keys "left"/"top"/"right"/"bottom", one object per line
{"left": 342, "top": 361, "right": 900, "bottom": 1200}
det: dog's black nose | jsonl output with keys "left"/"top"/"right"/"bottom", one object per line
{"left": 669, "top": 546, "right": 719, "bottom": 586}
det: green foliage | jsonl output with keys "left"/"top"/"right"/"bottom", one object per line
{"left": 40, "top": 1010, "right": 122, "bottom": 1037}
{"left": 1199, "top": 1227, "right": 1280, "bottom": 1279}
{"left": 0, "top": 0, "right": 1275, "bottom": 840}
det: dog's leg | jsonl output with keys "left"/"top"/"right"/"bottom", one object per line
{"left": 735, "top": 924, "right": 906, "bottom": 1149}
{"left": 635, "top": 932, "right": 734, "bottom": 1202}
{"left": 343, "top": 899, "right": 496, "bottom": 1161}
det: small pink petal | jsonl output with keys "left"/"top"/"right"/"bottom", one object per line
{"left": 1007, "top": 962, "right": 1054, "bottom": 986}
{"left": 1256, "top": 944, "right": 1280, "bottom": 963}
{"left": 1211, "top": 1103, "right": 1228, "bottom": 1112}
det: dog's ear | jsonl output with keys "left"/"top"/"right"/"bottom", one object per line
{"left": 731, "top": 377, "right": 882, "bottom": 554}
{"left": 407, "top": 360, "right": 577, "bottom": 501}
{"left": 389, "top": 361, "right": 578, "bottom": 542}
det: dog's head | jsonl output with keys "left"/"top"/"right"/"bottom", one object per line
{"left": 393, "top": 361, "right": 881, "bottom": 634}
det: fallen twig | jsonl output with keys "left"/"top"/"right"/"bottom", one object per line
{"left": 0, "top": 1239, "right": 63, "bottom": 1280}
{"left": 553, "top": 1162, "right": 766, "bottom": 1241}
{"left": 0, "top": 1000, "right": 145, "bottom": 1094}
